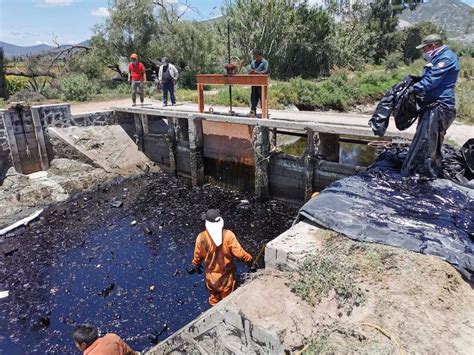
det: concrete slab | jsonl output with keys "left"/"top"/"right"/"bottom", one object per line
{"left": 112, "top": 101, "right": 474, "bottom": 147}
{"left": 265, "top": 221, "right": 326, "bottom": 270}
{"left": 48, "top": 125, "right": 153, "bottom": 175}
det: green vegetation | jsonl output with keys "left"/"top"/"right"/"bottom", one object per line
{"left": 288, "top": 233, "right": 366, "bottom": 312}
{"left": 3, "top": 0, "right": 472, "bottom": 123}
{"left": 59, "top": 74, "right": 100, "bottom": 101}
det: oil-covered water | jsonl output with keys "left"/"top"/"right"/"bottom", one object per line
{"left": 0, "top": 173, "right": 298, "bottom": 354}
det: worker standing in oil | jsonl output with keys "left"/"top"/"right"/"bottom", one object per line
{"left": 248, "top": 49, "right": 269, "bottom": 117}
{"left": 127, "top": 53, "right": 146, "bottom": 107}
{"left": 188, "top": 209, "right": 253, "bottom": 306}
{"left": 403, "top": 34, "right": 460, "bottom": 177}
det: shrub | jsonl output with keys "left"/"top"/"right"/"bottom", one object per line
{"left": 385, "top": 51, "right": 402, "bottom": 71}
{"left": 6, "top": 75, "right": 30, "bottom": 95}
{"left": 59, "top": 74, "right": 99, "bottom": 101}
{"left": 178, "top": 70, "right": 199, "bottom": 90}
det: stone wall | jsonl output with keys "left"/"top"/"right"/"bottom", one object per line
{"left": 0, "top": 104, "right": 117, "bottom": 180}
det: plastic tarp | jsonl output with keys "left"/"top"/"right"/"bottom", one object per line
{"left": 297, "top": 146, "right": 474, "bottom": 281}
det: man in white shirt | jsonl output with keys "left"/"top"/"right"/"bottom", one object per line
{"left": 158, "top": 57, "right": 179, "bottom": 107}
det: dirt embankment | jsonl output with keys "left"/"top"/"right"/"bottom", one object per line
{"left": 228, "top": 232, "right": 474, "bottom": 354}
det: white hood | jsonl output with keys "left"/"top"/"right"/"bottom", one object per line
{"left": 206, "top": 217, "right": 224, "bottom": 247}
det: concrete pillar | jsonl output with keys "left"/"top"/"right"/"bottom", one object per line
{"left": 253, "top": 125, "right": 270, "bottom": 201}
{"left": 318, "top": 133, "right": 340, "bottom": 162}
{"left": 303, "top": 129, "right": 319, "bottom": 200}
{"left": 166, "top": 117, "right": 177, "bottom": 175}
{"left": 188, "top": 116, "right": 205, "bottom": 186}
{"left": 133, "top": 113, "right": 144, "bottom": 151}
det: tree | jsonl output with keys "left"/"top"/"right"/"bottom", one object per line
{"left": 401, "top": 21, "right": 441, "bottom": 63}
{"left": 92, "top": 0, "right": 223, "bottom": 77}
{"left": 224, "top": 0, "right": 334, "bottom": 79}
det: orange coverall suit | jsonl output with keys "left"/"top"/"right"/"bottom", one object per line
{"left": 192, "top": 229, "right": 253, "bottom": 305}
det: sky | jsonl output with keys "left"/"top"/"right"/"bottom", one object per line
{"left": 1, "top": 0, "right": 473, "bottom": 47}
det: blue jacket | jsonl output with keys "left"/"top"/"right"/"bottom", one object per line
{"left": 250, "top": 58, "right": 269, "bottom": 74}
{"left": 412, "top": 46, "right": 460, "bottom": 109}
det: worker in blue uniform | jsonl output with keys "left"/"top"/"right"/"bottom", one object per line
{"left": 402, "top": 34, "right": 460, "bottom": 178}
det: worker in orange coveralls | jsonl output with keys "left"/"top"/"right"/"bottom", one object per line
{"left": 188, "top": 209, "right": 253, "bottom": 306}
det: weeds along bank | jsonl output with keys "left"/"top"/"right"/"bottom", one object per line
{"left": 5, "top": 57, "right": 473, "bottom": 124}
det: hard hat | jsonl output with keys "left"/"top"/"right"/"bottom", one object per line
{"left": 130, "top": 53, "right": 138, "bottom": 59}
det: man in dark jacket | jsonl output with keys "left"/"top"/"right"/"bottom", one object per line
{"left": 402, "top": 34, "right": 460, "bottom": 178}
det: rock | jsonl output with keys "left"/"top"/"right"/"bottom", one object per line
{"left": 111, "top": 200, "right": 123, "bottom": 208}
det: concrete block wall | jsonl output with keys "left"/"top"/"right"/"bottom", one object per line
{"left": 0, "top": 104, "right": 118, "bottom": 179}
{"left": 147, "top": 282, "right": 283, "bottom": 354}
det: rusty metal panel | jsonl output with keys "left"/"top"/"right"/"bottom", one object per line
{"left": 202, "top": 120, "right": 255, "bottom": 165}
{"left": 196, "top": 74, "right": 268, "bottom": 86}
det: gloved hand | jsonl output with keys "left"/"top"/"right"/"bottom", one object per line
{"left": 186, "top": 264, "right": 203, "bottom": 275}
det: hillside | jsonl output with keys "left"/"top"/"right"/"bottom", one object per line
{"left": 400, "top": 0, "right": 474, "bottom": 43}
{"left": 0, "top": 42, "right": 53, "bottom": 58}
{"left": 0, "top": 40, "right": 90, "bottom": 58}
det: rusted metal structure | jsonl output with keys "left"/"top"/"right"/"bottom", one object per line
{"left": 196, "top": 74, "right": 269, "bottom": 118}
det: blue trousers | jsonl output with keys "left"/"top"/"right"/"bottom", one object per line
{"left": 162, "top": 81, "right": 176, "bottom": 105}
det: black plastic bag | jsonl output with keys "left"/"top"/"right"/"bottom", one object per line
{"left": 401, "top": 105, "right": 456, "bottom": 178}
{"left": 369, "top": 76, "right": 420, "bottom": 137}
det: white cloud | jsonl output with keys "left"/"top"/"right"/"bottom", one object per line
{"left": 39, "top": 0, "right": 75, "bottom": 7}
{"left": 35, "top": 41, "right": 52, "bottom": 46}
{"left": 9, "top": 31, "right": 39, "bottom": 39}
{"left": 91, "top": 7, "right": 110, "bottom": 17}
{"left": 178, "top": 5, "right": 189, "bottom": 13}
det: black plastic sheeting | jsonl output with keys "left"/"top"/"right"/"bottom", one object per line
{"left": 369, "top": 75, "right": 420, "bottom": 137}
{"left": 297, "top": 145, "right": 474, "bottom": 281}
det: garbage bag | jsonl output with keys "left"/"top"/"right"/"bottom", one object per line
{"left": 401, "top": 104, "right": 456, "bottom": 178}
{"left": 297, "top": 145, "right": 474, "bottom": 281}
{"left": 369, "top": 76, "right": 419, "bottom": 137}
{"left": 462, "top": 138, "right": 474, "bottom": 175}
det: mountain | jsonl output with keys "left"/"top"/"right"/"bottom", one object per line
{"left": 399, "top": 0, "right": 474, "bottom": 43}
{"left": 0, "top": 40, "right": 90, "bottom": 58}
{"left": 0, "top": 42, "right": 54, "bottom": 58}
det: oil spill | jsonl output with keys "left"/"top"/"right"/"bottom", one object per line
{"left": 0, "top": 173, "right": 298, "bottom": 354}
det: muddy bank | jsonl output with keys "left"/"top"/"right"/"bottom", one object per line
{"left": 0, "top": 172, "right": 298, "bottom": 354}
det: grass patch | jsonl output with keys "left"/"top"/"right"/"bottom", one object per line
{"left": 301, "top": 330, "right": 334, "bottom": 354}
{"left": 288, "top": 234, "right": 366, "bottom": 312}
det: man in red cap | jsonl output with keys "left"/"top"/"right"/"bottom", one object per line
{"left": 127, "top": 53, "right": 146, "bottom": 106}
{"left": 189, "top": 209, "right": 253, "bottom": 306}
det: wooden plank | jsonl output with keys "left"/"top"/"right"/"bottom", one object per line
{"left": 196, "top": 74, "right": 268, "bottom": 86}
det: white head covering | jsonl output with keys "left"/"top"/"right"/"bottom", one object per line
{"left": 206, "top": 217, "right": 224, "bottom": 247}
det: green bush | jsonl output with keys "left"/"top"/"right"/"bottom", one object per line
{"left": 6, "top": 75, "right": 30, "bottom": 95}
{"left": 385, "top": 51, "right": 402, "bottom": 71}
{"left": 59, "top": 74, "right": 100, "bottom": 101}
{"left": 178, "top": 70, "right": 199, "bottom": 90}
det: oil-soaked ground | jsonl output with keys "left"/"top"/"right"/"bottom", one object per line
{"left": 0, "top": 173, "right": 299, "bottom": 354}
